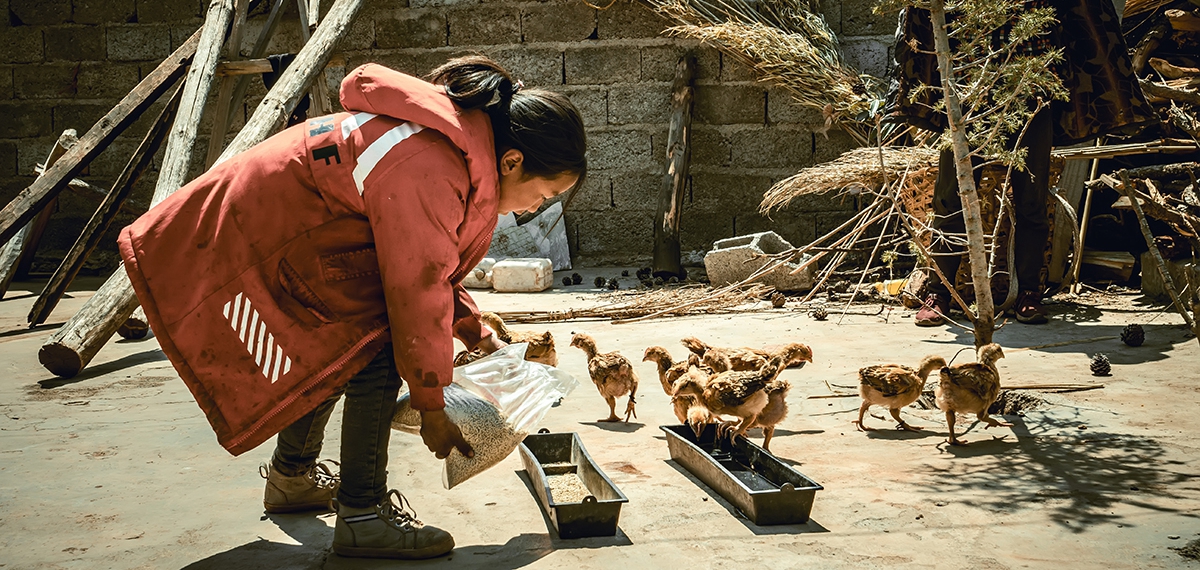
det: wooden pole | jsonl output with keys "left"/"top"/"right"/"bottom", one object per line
{"left": 220, "top": 0, "right": 288, "bottom": 132}
{"left": 39, "top": 1, "right": 234, "bottom": 378}
{"left": 652, "top": 56, "right": 694, "bottom": 280}
{"left": 27, "top": 83, "right": 184, "bottom": 326}
{"left": 204, "top": 0, "right": 252, "bottom": 169}
{"left": 0, "top": 131, "right": 78, "bottom": 298}
{"left": 930, "top": 0, "right": 994, "bottom": 347}
{"left": 39, "top": 0, "right": 366, "bottom": 378}
{"left": 117, "top": 306, "right": 149, "bottom": 340}
{"left": 296, "top": 0, "right": 334, "bottom": 116}
{"left": 0, "top": 29, "right": 202, "bottom": 246}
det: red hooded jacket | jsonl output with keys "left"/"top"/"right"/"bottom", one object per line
{"left": 118, "top": 64, "right": 499, "bottom": 455}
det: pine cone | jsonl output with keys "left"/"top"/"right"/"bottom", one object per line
{"left": 810, "top": 306, "right": 829, "bottom": 321}
{"left": 594, "top": 276, "right": 606, "bottom": 288}
{"left": 607, "top": 278, "right": 620, "bottom": 290}
{"left": 622, "top": 270, "right": 630, "bottom": 277}
{"left": 561, "top": 276, "right": 572, "bottom": 286}
{"left": 1120, "top": 324, "right": 1145, "bottom": 347}
{"left": 571, "top": 272, "right": 583, "bottom": 285}
{"left": 771, "top": 292, "right": 787, "bottom": 308}
{"left": 1090, "top": 354, "right": 1111, "bottom": 376}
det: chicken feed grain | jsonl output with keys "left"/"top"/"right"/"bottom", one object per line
{"left": 547, "top": 472, "right": 591, "bottom": 503}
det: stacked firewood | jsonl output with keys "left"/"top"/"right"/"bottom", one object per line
{"left": 1126, "top": 0, "right": 1200, "bottom": 139}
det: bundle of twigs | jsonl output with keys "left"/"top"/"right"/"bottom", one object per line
{"left": 493, "top": 283, "right": 776, "bottom": 324}
{"left": 645, "top": 0, "right": 882, "bottom": 144}
{"left": 760, "top": 146, "right": 939, "bottom": 213}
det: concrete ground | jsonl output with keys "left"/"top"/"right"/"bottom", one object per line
{"left": 1, "top": 271, "right": 1198, "bottom": 569}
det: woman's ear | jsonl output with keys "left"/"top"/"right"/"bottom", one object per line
{"left": 499, "top": 148, "right": 524, "bottom": 176}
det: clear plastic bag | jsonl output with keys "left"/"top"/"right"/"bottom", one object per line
{"left": 392, "top": 343, "right": 578, "bottom": 489}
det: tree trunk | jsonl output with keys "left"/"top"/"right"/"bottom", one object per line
{"left": 929, "top": 0, "right": 995, "bottom": 347}
{"left": 653, "top": 56, "right": 695, "bottom": 280}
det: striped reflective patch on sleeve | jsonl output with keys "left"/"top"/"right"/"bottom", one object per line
{"left": 352, "top": 122, "right": 425, "bottom": 195}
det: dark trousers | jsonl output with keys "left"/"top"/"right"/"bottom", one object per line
{"left": 272, "top": 346, "right": 401, "bottom": 509}
{"left": 929, "top": 108, "right": 1053, "bottom": 299}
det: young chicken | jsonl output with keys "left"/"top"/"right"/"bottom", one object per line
{"left": 682, "top": 337, "right": 810, "bottom": 371}
{"left": 854, "top": 354, "right": 949, "bottom": 432}
{"left": 570, "top": 333, "right": 638, "bottom": 423}
{"left": 641, "top": 346, "right": 699, "bottom": 393}
{"left": 744, "top": 343, "right": 813, "bottom": 451}
{"left": 480, "top": 312, "right": 557, "bottom": 367}
{"left": 674, "top": 367, "right": 719, "bottom": 430}
{"left": 673, "top": 355, "right": 788, "bottom": 442}
{"left": 936, "top": 343, "right": 1011, "bottom": 446}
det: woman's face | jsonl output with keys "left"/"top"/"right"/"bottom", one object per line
{"left": 497, "top": 149, "right": 579, "bottom": 215}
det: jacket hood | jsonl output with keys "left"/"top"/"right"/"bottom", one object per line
{"left": 340, "top": 64, "right": 499, "bottom": 209}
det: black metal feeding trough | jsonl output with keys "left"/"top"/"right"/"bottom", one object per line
{"left": 662, "top": 424, "right": 822, "bottom": 525}
{"left": 518, "top": 430, "right": 628, "bottom": 539}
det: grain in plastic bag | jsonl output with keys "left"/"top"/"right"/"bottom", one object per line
{"left": 392, "top": 343, "right": 578, "bottom": 489}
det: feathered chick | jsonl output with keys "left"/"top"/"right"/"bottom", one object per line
{"left": 855, "top": 354, "right": 948, "bottom": 432}
{"left": 936, "top": 343, "right": 1011, "bottom": 446}
{"left": 746, "top": 343, "right": 813, "bottom": 451}
{"left": 681, "top": 337, "right": 811, "bottom": 371}
{"left": 480, "top": 312, "right": 558, "bottom": 367}
{"left": 571, "top": 333, "right": 638, "bottom": 423}
{"left": 673, "top": 355, "right": 788, "bottom": 441}
{"left": 644, "top": 346, "right": 706, "bottom": 423}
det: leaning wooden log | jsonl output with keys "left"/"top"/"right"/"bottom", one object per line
{"left": 117, "top": 306, "right": 149, "bottom": 340}
{"left": 296, "top": 0, "right": 334, "bottom": 116}
{"left": 0, "top": 29, "right": 201, "bottom": 247}
{"left": 652, "top": 56, "right": 694, "bottom": 280}
{"left": 219, "top": 0, "right": 288, "bottom": 139}
{"left": 40, "top": 0, "right": 366, "bottom": 378}
{"left": 0, "top": 132, "right": 78, "bottom": 298}
{"left": 1138, "top": 79, "right": 1200, "bottom": 106}
{"left": 203, "top": 0, "right": 252, "bottom": 169}
{"left": 28, "top": 83, "right": 183, "bottom": 327}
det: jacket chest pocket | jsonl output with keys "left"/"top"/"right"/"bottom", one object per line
{"left": 320, "top": 248, "right": 379, "bottom": 282}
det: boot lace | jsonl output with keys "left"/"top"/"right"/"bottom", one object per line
{"left": 308, "top": 459, "right": 340, "bottom": 491}
{"left": 380, "top": 489, "right": 423, "bottom": 531}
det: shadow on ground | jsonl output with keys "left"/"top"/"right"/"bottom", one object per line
{"left": 663, "top": 460, "right": 829, "bottom": 536}
{"left": 36, "top": 349, "right": 168, "bottom": 388}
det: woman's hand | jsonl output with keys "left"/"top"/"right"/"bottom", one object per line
{"left": 420, "top": 409, "right": 475, "bottom": 459}
{"left": 475, "top": 334, "right": 507, "bottom": 355}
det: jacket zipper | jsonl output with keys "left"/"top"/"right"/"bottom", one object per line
{"left": 227, "top": 325, "right": 389, "bottom": 451}
{"left": 448, "top": 221, "right": 497, "bottom": 284}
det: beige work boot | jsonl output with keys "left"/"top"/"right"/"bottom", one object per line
{"left": 332, "top": 490, "right": 455, "bottom": 560}
{"left": 260, "top": 460, "right": 339, "bottom": 513}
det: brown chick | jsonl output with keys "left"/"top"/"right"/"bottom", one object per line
{"left": 745, "top": 343, "right": 813, "bottom": 451}
{"left": 570, "top": 333, "right": 638, "bottom": 423}
{"left": 855, "top": 354, "right": 948, "bottom": 432}
{"left": 644, "top": 346, "right": 708, "bottom": 424}
{"left": 673, "top": 355, "right": 788, "bottom": 441}
{"left": 480, "top": 312, "right": 557, "bottom": 367}
{"left": 671, "top": 367, "right": 718, "bottom": 427}
{"left": 936, "top": 343, "right": 1011, "bottom": 446}
{"left": 682, "top": 337, "right": 810, "bottom": 371}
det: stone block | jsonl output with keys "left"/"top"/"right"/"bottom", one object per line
{"left": 689, "top": 125, "right": 731, "bottom": 167}
{"left": 0, "top": 102, "right": 52, "bottom": 138}
{"left": 639, "top": 43, "right": 717, "bottom": 82}
{"left": 678, "top": 209, "right": 733, "bottom": 252}
{"left": 704, "top": 231, "right": 816, "bottom": 291}
{"left": 1140, "top": 253, "right": 1200, "bottom": 306}
{"left": 558, "top": 85, "right": 606, "bottom": 127}
{"left": 606, "top": 82, "right": 670, "bottom": 125}
{"left": 610, "top": 168, "right": 659, "bottom": 211}
{"left": 840, "top": 35, "right": 891, "bottom": 78}
{"left": 0, "top": 65, "right": 11, "bottom": 98}
{"left": 410, "top": 0, "right": 475, "bottom": 7}
{"left": 812, "top": 128, "right": 860, "bottom": 164}
{"left": 16, "top": 135, "right": 59, "bottom": 173}
{"left": 564, "top": 44, "right": 639, "bottom": 85}
{"left": 729, "top": 125, "right": 811, "bottom": 169}
{"left": 0, "top": 26, "right": 44, "bottom": 63}
{"left": 375, "top": 10, "right": 444, "bottom": 49}
{"left": 447, "top": 5, "right": 519, "bottom": 46}
{"left": 570, "top": 209, "right": 653, "bottom": 260}
{"left": 76, "top": 62, "right": 140, "bottom": 98}
{"left": 587, "top": 128, "right": 653, "bottom": 170}
{"left": 53, "top": 102, "right": 110, "bottom": 133}
{"left": 813, "top": 0, "right": 842, "bottom": 35}
{"left": 693, "top": 84, "right": 764, "bottom": 125}
{"left": 86, "top": 136, "right": 142, "bottom": 178}
{"left": 596, "top": 0, "right": 665, "bottom": 40}
{"left": 0, "top": 140, "right": 16, "bottom": 177}
{"left": 569, "top": 169, "right": 612, "bottom": 211}
{"left": 336, "top": 12, "right": 376, "bottom": 51}
{"left": 72, "top": 0, "right": 135, "bottom": 24}
{"left": 720, "top": 53, "right": 757, "bottom": 83}
{"left": 491, "top": 46, "right": 563, "bottom": 87}
{"left": 766, "top": 87, "right": 823, "bottom": 125}
{"left": 8, "top": 0, "right": 70, "bottom": 26}
{"left": 44, "top": 25, "right": 106, "bottom": 61}
{"left": 12, "top": 63, "right": 77, "bottom": 99}
{"left": 135, "top": 0, "right": 202, "bottom": 23}
{"left": 107, "top": 23, "right": 170, "bottom": 61}
{"left": 521, "top": 2, "right": 596, "bottom": 43}
{"left": 688, "top": 169, "right": 774, "bottom": 213}
{"left": 842, "top": 0, "right": 893, "bottom": 36}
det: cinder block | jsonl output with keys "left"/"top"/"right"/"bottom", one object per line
{"left": 491, "top": 46, "right": 563, "bottom": 87}
{"left": 735, "top": 211, "right": 820, "bottom": 250}
{"left": 571, "top": 209, "right": 653, "bottom": 259}
{"left": 0, "top": 177, "right": 37, "bottom": 208}
{"left": 447, "top": 6, "right": 519, "bottom": 46}
{"left": 410, "top": 0, "right": 475, "bottom": 7}
{"left": 135, "top": 0, "right": 202, "bottom": 23}
{"left": 639, "top": 43, "right": 717, "bottom": 82}
{"left": 564, "top": 44, "right": 639, "bottom": 84}
{"left": 521, "top": 2, "right": 596, "bottom": 43}
{"left": 587, "top": 128, "right": 653, "bottom": 170}
{"left": 8, "top": 0, "right": 70, "bottom": 26}
{"left": 729, "top": 125, "right": 812, "bottom": 169}
{"left": 362, "top": 49, "right": 471, "bottom": 80}
{"left": 841, "top": 0, "right": 893, "bottom": 36}
{"left": 569, "top": 169, "right": 612, "bottom": 210}
{"left": 610, "top": 168, "right": 659, "bottom": 211}
{"left": 0, "top": 66, "right": 12, "bottom": 99}
{"left": 76, "top": 62, "right": 140, "bottom": 98}
{"left": 606, "top": 82, "right": 670, "bottom": 125}
{"left": 693, "top": 84, "right": 764, "bottom": 125}
{"left": 678, "top": 209, "right": 733, "bottom": 252}
{"left": 840, "top": 36, "right": 892, "bottom": 78}
{"left": 812, "top": 128, "right": 859, "bottom": 164}
{"left": 0, "top": 141, "right": 17, "bottom": 177}
{"left": 688, "top": 170, "right": 774, "bottom": 213}
{"left": 375, "top": 10, "right": 445, "bottom": 49}
{"left": 12, "top": 63, "right": 77, "bottom": 99}
{"left": 0, "top": 26, "right": 44, "bottom": 63}
{"left": 72, "top": 0, "right": 135, "bottom": 24}
{"left": 107, "top": 23, "right": 170, "bottom": 61}
{"left": 336, "top": 12, "right": 376, "bottom": 51}
{"left": 689, "top": 125, "right": 731, "bottom": 167}
{"left": 558, "top": 85, "right": 607, "bottom": 127}
{"left": 86, "top": 137, "right": 141, "bottom": 177}
{"left": 766, "top": 87, "right": 823, "bottom": 125}
{"left": 704, "top": 231, "right": 816, "bottom": 291}
{"left": 16, "top": 135, "right": 60, "bottom": 173}
{"left": 44, "top": 25, "right": 106, "bottom": 61}
{"left": 813, "top": 0, "right": 842, "bottom": 35}
{"left": 720, "top": 53, "right": 757, "bottom": 83}
{"left": 53, "top": 103, "right": 110, "bottom": 133}
{"left": 596, "top": 0, "right": 665, "bottom": 40}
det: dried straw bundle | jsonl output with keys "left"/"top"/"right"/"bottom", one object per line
{"left": 760, "top": 146, "right": 939, "bottom": 213}
{"left": 494, "top": 283, "right": 776, "bottom": 324}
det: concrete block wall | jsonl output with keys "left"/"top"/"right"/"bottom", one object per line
{"left": 0, "top": 0, "right": 894, "bottom": 271}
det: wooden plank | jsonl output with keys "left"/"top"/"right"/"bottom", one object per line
{"left": 1047, "top": 145, "right": 1091, "bottom": 286}
{"left": 205, "top": 0, "right": 252, "bottom": 169}
{"left": 0, "top": 29, "right": 201, "bottom": 247}
{"left": 28, "top": 83, "right": 184, "bottom": 326}
{"left": 296, "top": 0, "right": 334, "bottom": 116}
{"left": 0, "top": 132, "right": 78, "bottom": 298}
{"left": 221, "top": 0, "right": 288, "bottom": 132}
{"left": 652, "top": 56, "right": 694, "bottom": 280}
{"left": 214, "top": 59, "right": 274, "bottom": 76}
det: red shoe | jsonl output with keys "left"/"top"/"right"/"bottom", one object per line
{"left": 1014, "top": 290, "right": 1048, "bottom": 324}
{"left": 914, "top": 293, "right": 950, "bottom": 327}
